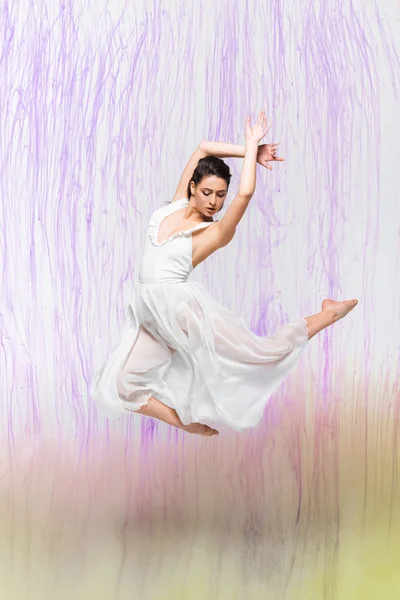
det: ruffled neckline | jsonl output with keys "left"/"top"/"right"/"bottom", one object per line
{"left": 148, "top": 198, "right": 215, "bottom": 246}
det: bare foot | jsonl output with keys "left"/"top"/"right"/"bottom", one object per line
{"left": 321, "top": 298, "right": 358, "bottom": 320}
{"left": 181, "top": 422, "right": 219, "bottom": 436}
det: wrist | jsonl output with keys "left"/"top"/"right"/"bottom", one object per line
{"left": 245, "top": 139, "right": 259, "bottom": 149}
{"left": 245, "top": 140, "right": 259, "bottom": 155}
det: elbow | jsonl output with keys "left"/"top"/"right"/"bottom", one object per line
{"left": 198, "top": 140, "right": 207, "bottom": 152}
{"left": 238, "top": 189, "right": 254, "bottom": 200}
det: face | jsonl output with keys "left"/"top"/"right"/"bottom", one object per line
{"left": 190, "top": 176, "right": 228, "bottom": 216}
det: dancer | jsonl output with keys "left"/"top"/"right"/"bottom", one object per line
{"left": 91, "top": 111, "right": 358, "bottom": 436}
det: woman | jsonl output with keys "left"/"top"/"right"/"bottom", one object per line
{"left": 91, "top": 111, "right": 358, "bottom": 436}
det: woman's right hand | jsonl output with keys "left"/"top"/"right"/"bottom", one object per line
{"left": 245, "top": 110, "right": 271, "bottom": 145}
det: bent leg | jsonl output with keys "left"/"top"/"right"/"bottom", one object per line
{"left": 116, "top": 325, "right": 172, "bottom": 406}
{"left": 116, "top": 326, "right": 218, "bottom": 435}
{"left": 133, "top": 395, "right": 218, "bottom": 435}
{"left": 132, "top": 394, "right": 183, "bottom": 427}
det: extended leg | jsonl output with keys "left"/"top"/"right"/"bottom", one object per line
{"left": 304, "top": 298, "right": 358, "bottom": 340}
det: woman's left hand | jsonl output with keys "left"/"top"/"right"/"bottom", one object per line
{"left": 257, "top": 143, "right": 285, "bottom": 170}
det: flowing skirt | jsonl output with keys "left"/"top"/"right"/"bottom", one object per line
{"left": 90, "top": 281, "right": 309, "bottom": 432}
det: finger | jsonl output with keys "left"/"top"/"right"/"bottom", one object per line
{"left": 265, "top": 163, "right": 272, "bottom": 170}
{"left": 274, "top": 156, "right": 285, "bottom": 161}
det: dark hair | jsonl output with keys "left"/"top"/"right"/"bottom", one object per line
{"left": 187, "top": 155, "right": 231, "bottom": 211}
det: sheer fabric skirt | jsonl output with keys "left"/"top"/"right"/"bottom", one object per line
{"left": 91, "top": 281, "right": 309, "bottom": 431}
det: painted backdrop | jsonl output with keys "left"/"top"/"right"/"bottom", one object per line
{"left": 1, "top": 1, "right": 399, "bottom": 598}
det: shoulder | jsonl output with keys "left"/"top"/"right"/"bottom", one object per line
{"left": 214, "top": 221, "right": 235, "bottom": 247}
{"left": 169, "top": 195, "right": 189, "bottom": 204}
{"left": 153, "top": 197, "right": 188, "bottom": 217}
{"left": 191, "top": 220, "right": 235, "bottom": 267}
{"left": 193, "top": 220, "right": 235, "bottom": 248}
{"left": 158, "top": 197, "right": 189, "bottom": 208}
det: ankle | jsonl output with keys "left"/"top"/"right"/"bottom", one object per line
{"left": 323, "top": 309, "right": 339, "bottom": 322}
{"left": 163, "top": 408, "right": 183, "bottom": 429}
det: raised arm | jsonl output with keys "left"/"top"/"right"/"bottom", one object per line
{"left": 171, "top": 133, "right": 283, "bottom": 203}
{"left": 200, "top": 139, "right": 283, "bottom": 169}
{"left": 171, "top": 141, "right": 251, "bottom": 203}
{"left": 217, "top": 111, "right": 272, "bottom": 242}
{"left": 171, "top": 146, "right": 208, "bottom": 202}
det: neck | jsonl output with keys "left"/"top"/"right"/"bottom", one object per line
{"left": 186, "top": 199, "right": 213, "bottom": 222}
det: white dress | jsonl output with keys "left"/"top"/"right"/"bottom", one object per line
{"left": 90, "top": 198, "right": 309, "bottom": 432}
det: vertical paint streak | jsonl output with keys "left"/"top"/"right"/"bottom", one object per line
{"left": 0, "top": 0, "right": 399, "bottom": 598}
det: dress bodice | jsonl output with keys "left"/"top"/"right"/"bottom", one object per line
{"left": 138, "top": 198, "right": 215, "bottom": 284}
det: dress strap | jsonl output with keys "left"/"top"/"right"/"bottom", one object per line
{"left": 147, "top": 198, "right": 216, "bottom": 246}
{"left": 184, "top": 222, "right": 214, "bottom": 235}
